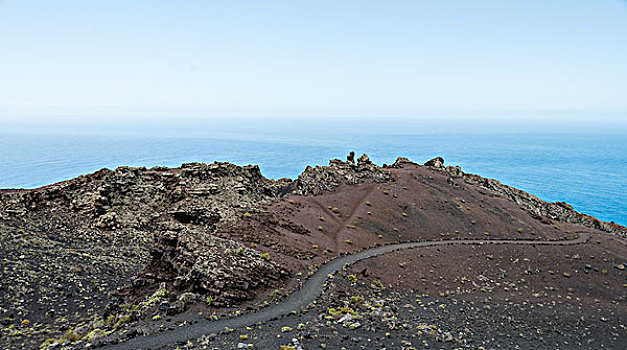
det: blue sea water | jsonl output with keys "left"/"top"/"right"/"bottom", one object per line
{"left": 0, "top": 127, "right": 625, "bottom": 226}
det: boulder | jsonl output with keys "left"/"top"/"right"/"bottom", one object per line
{"left": 95, "top": 211, "right": 117, "bottom": 230}
{"left": 390, "top": 157, "right": 415, "bottom": 168}
{"left": 424, "top": 157, "right": 445, "bottom": 168}
{"left": 347, "top": 151, "right": 355, "bottom": 164}
{"left": 357, "top": 153, "right": 371, "bottom": 166}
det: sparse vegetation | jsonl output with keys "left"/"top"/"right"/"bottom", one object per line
{"left": 142, "top": 288, "right": 169, "bottom": 307}
{"left": 350, "top": 295, "right": 364, "bottom": 304}
{"left": 328, "top": 306, "right": 359, "bottom": 319}
{"left": 371, "top": 279, "right": 386, "bottom": 290}
{"left": 113, "top": 314, "right": 130, "bottom": 330}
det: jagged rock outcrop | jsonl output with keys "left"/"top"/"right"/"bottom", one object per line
{"left": 0, "top": 161, "right": 292, "bottom": 339}
{"left": 0, "top": 162, "right": 287, "bottom": 231}
{"left": 357, "top": 153, "right": 372, "bottom": 166}
{"left": 294, "top": 155, "right": 394, "bottom": 195}
{"left": 347, "top": 151, "right": 356, "bottom": 164}
{"left": 424, "top": 156, "right": 445, "bottom": 168}
{"left": 145, "top": 227, "right": 287, "bottom": 305}
{"left": 389, "top": 157, "right": 416, "bottom": 168}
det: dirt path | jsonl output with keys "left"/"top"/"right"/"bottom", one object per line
{"left": 106, "top": 233, "right": 591, "bottom": 350}
{"left": 332, "top": 185, "right": 375, "bottom": 248}
{"left": 310, "top": 185, "right": 375, "bottom": 250}
{"left": 310, "top": 198, "right": 341, "bottom": 224}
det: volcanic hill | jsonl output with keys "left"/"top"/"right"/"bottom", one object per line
{"left": 0, "top": 154, "right": 625, "bottom": 350}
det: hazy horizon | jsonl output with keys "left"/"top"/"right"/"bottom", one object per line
{"left": 2, "top": 113, "right": 627, "bottom": 138}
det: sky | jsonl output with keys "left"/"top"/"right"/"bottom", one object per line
{"left": 1, "top": 0, "right": 626, "bottom": 123}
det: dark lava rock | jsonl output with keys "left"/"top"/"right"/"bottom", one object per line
{"left": 357, "top": 153, "right": 372, "bottom": 166}
{"left": 424, "top": 156, "right": 445, "bottom": 168}
{"left": 295, "top": 158, "right": 393, "bottom": 195}
{"left": 347, "top": 151, "right": 356, "bottom": 164}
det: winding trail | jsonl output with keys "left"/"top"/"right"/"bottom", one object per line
{"left": 108, "top": 233, "right": 591, "bottom": 350}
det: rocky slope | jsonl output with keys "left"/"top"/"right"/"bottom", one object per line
{"left": 0, "top": 154, "right": 624, "bottom": 349}
{"left": 392, "top": 156, "right": 625, "bottom": 236}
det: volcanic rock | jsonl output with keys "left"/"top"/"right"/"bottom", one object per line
{"left": 424, "top": 156, "right": 445, "bottom": 168}
{"left": 357, "top": 153, "right": 371, "bottom": 166}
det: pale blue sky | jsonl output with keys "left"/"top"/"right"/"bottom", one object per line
{"left": 1, "top": 0, "right": 626, "bottom": 121}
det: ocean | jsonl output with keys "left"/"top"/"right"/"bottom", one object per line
{"left": 0, "top": 126, "right": 625, "bottom": 226}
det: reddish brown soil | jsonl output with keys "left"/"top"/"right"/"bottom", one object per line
{"left": 354, "top": 230, "right": 626, "bottom": 305}
{"left": 230, "top": 163, "right": 585, "bottom": 282}
{"left": 200, "top": 160, "right": 625, "bottom": 350}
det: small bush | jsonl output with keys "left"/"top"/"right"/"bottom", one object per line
{"left": 103, "top": 314, "right": 116, "bottom": 327}
{"left": 371, "top": 280, "right": 386, "bottom": 290}
{"left": 328, "top": 306, "right": 358, "bottom": 318}
{"left": 113, "top": 315, "right": 130, "bottom": 330}
{"left": 350, "top": 295, "right": 364, "bottom": 304}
